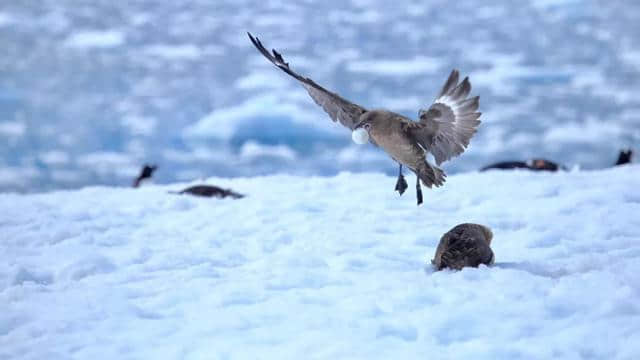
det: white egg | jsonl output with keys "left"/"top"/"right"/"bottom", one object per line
{"left": 351, "top": 128, "right": 369, "bottom": 145}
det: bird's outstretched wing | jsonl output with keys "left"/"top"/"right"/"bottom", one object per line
{"left": 405, "top": 70, "right": 481, "bottom": 165}
{"left": 248, "top": 33, "right": 367, "bottom": 130}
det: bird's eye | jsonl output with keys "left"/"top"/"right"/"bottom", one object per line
{"left": 364, "top": 123, "right": 371, "bottom": 130}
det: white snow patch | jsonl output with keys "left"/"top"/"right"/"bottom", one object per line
{"left": 531, "top": 0, "right": 583, "bottom": 10}
{"left": 379, "top": 95, "right": 423, "bottom": 113}
{"left": 0, "top": 121, "right": 26, "bottom": 137}
{"left": 239, "top": 141, "right": 297, "bottom": 161}
{"left": 621, "top": 49, "right": 640, "bottom": 71}
{"left": 348, "top": 56, "right": 441, "bottom": 76}
{"left": 235, "top": 71, "right": 291, "bottom": 90}
{"left": 144, "top": 44, "right": 202, "bottom": 60}
{"left": 335, "top": 146, "right": 387, "bottom": 165}
{"left": 0, "top": 166, "right": 40, "bottom": 186}
{"left": 163, "top": 147, "right": 235, "bottom": 164}
{"left": 0, "top": 12, "right": 15, "bottom": 27}
{"left": 570, "top": 69, "right": 605, "bottom": 89}
{"left": 328, "top": 9, "right": 383, "bottom": 24}
{"left": 469, "top": 49, "right": 553, "bottom": 96}
{"left": 183, "top": 95, "right": 314, "bottom": 140}
{"left": 120, "top": 115, "right": 157, "bottom": 136}
{"left": 64, "top": 30, "right": 125, "bottom": 48}
{"left": 39, "top": 150, "right": 70, "bottom": 166}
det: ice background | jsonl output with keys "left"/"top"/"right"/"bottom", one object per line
{"left": 1, "top": 0, "right": 639, "bottom": 192}
{"left": 2, "top": 1, "right": 640, "bottom": 358}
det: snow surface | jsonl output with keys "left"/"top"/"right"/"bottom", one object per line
{"left": 64, "top": 30, "right": 125, "bottom": 48}
{"left": 2, "top": 166, "right": 639, "bottom": 359}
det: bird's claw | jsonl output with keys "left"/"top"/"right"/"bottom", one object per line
{"left": 395, "top": 173, "right": 408, "bottom": 195}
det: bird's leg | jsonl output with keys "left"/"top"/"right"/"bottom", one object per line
{"left": 416, "top": 176, "right": 423, "bottom": 206}
{"left": 395, "top": 163, "right": 408, "bottom": 195}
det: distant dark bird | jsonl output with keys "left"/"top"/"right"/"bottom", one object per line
{"left": 169, "top": 185, "right": 244, "bottom": 199}
{"left": 133, "top": 164, "right": 157, "bottom": 188}
{"left": 432, "top": 223, "right": 494, "bottom": 271}
{"left": 482, "top": 149, "right": 634, "bottom": 172}
{"left": 248, "top": 33, "right": 481, "bottom": 205}
{"left": 480, "top": 159, "right": 566, "bottom": 172}
{"left": 615, "top": 149, "right": 633, "bottom": 166}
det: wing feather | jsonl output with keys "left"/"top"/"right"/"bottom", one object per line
{"left": 409, "top": 70, "right": 481, "bottom": 165}
{"left": 248, "top": 33, "right": 366, "bottom": 130}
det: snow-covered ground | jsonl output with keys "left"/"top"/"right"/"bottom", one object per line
{"left": 2, "top": 165, "right": 639, "bottom": 359}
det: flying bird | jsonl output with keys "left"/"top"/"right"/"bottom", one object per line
{"left": 248, "top": 33, "right": 481, "bottom": 205}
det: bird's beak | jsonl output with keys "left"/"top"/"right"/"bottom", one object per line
{"left": 353, "top": 121, "right": 369, "bottom": 131}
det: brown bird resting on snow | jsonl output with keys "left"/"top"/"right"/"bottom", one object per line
{"left": 169, "top": 185, "right": 244, "bottom": 199}
{"left": 248, "top": 33, "right": 482, "bottom": 205}
{"left": 431, "top": 223, "right": 494, "bottom": 271}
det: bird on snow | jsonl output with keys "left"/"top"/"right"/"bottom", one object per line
{"left": 133, "top": 164, "right": 157, "bottom": 188}
{"left": 431, "top": 223, "right": 494, "bottom": 271}
{"left": 169, "top": 185, "right": 244, "bottom": 199}
{"left": 615, "top": 149, "right": 633, "bottom": 166}
{"left": 248, "top": 33, "right": 481, "bottom": 205}
{"left": 481, "top": 149, "right": 633, "bottom": 172}
{"left": 480, "top": 159, "right": 566, "bottom": 172}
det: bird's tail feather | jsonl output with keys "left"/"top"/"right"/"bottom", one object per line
{"left": 416, "top": 162, "right": 446, "bottom": 188}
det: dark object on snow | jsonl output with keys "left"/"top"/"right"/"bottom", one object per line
{"left": 615, "top": 149, "right": 633, "bottom": 166}
{"left": 133, "top": 164, "right": 157, "bottom": 188}
{"left": 249, "top": 33, "right": 481, "bottom": 206}
{"left": 480, "top": 160, "right": 530, "bottom": 171}
{"left": 432, "top": 223, "right": 494, "bottom": 271}
{"left": 480, "top": 159, "right": 566, "bottom": 172}
{"left": 528, "top": 159, "right": 564, "bottom": 171}
{"left": 169, "top": 185, "right": 244, "bottom": 199}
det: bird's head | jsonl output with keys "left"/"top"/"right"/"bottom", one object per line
{"left": 355, "top": 110, "right": 390, "bottom": 132}
{"left": 354, "top": 120, "right": 371, "bottom": 133}
{"left": 352, "top": 111, "right": 388, "bottom": 144}
{"left": 352, "top": 112, "right": 376, "bottom": 145}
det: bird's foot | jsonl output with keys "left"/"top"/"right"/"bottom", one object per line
{"left": 416, "top": 180, "right": 423, "bottom": 206}
{"left": 395, "top": 173, "right": 408, "bottom": 195}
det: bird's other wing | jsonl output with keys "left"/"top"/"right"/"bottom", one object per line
{"left": 248, "top": 33, "right": 367, "bottom": 130}
{"left": 406, "top": 70, "right": 481, "bottom": 166}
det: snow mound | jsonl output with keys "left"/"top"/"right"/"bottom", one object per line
{"left": 64, "top": 30, "right": 125, "bottom": 48}
{"left": 1, "top": 166, "right": 639, "bottom": 358}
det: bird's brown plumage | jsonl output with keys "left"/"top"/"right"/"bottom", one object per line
{"left": 432, "top": 223, "right": 494, "bottom": 271}
{"left": 170, "top": 185, "right": 244, "bottom": 199}
{"left": 248, "top": 33, "right": 481, "bottom": 195}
